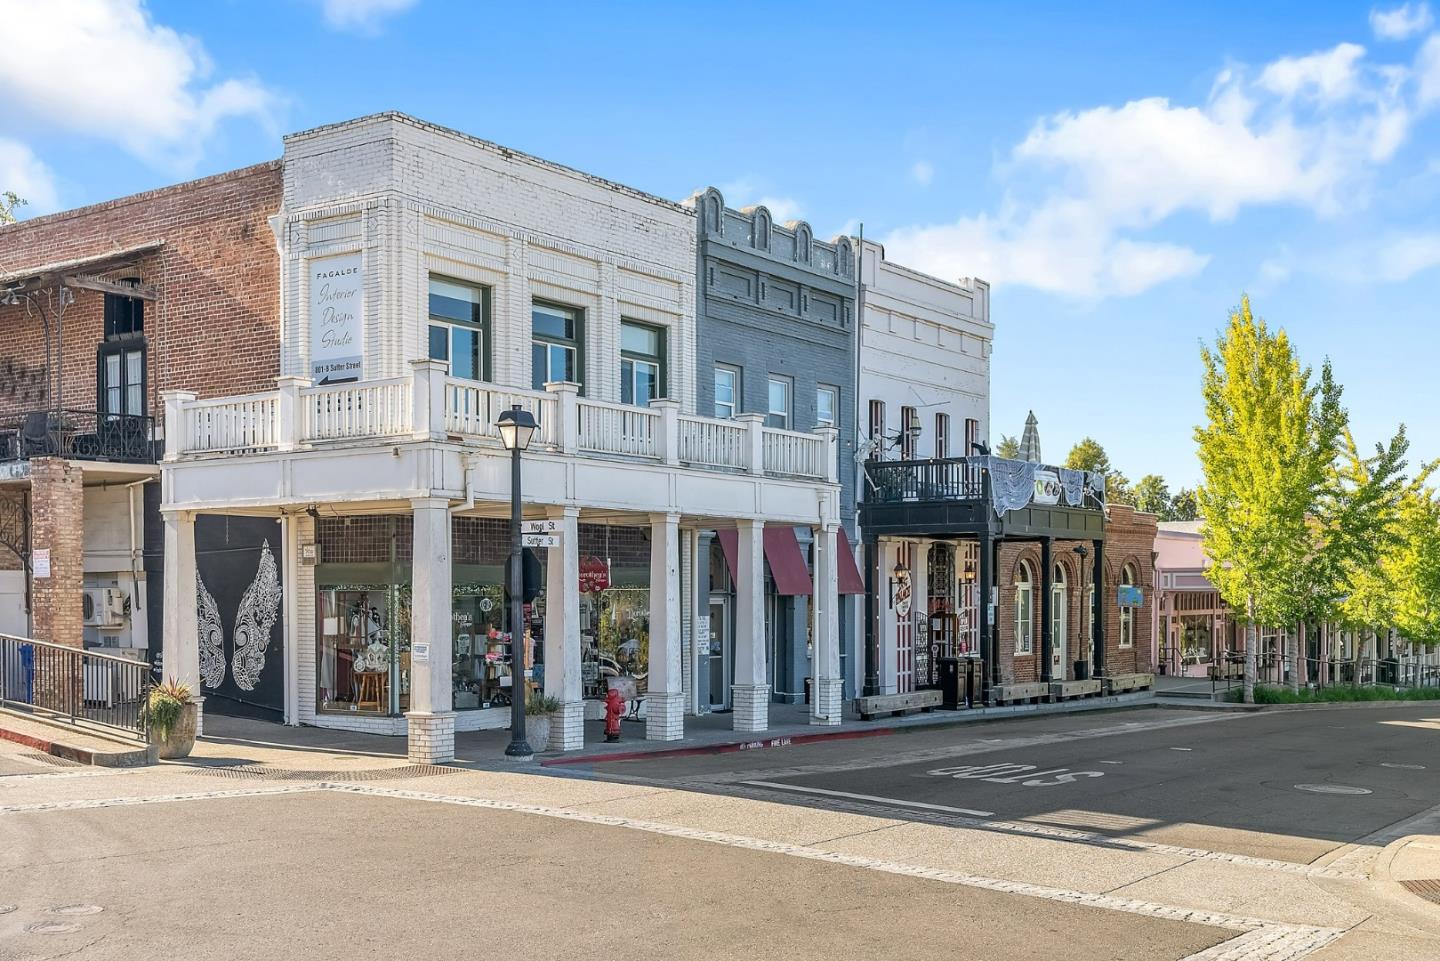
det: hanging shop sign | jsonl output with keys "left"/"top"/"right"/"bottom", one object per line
{"left": 308, "top": 252, "right": 364, "bottom": 384}
{"left": 1117, "top": 585, "right": 1144, "bottom": 608}
{"left": 892, "top": 568, "right": 913, "bottom": 619}
{"left": 579, "top": 555, "right": 611, "bottom": 593}
{"left": 1032, "top": 469, "right": 1062, "bottom": 506}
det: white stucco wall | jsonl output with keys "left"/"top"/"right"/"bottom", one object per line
{"left": 275, "top": 113, "right": 698, "bottom": 411}
{"left": 857, "top": 238, "right": 992, "bottom": 458}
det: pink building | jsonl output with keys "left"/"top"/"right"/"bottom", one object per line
{"left": 1152, "top": 521, "right": 1239, "bottom": 677}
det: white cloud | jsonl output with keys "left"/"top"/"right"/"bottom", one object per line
{"left": 0, "top": 139, "right": 59, "bottom": 215}
{"left": 320, "top": 0, "right": 419, "bottom": 32}
{"left": 1417, "top": 34, "right": 1440, "bottom": 106}
{"left": 718, "top": 179, "right": 803, "bottom": 224}
{"left": 0, "top": 0, "right": 279, "bottom": 171}
{"left": 1258, "top": 43, "right": 1367, "bottom": 101}
{"left": 1371, "top": 3, "right": 1433, "bottom": 40}
{"left": 910, "top": 160, "right": 935, "bottom": 186}
{"left": 1373, "top": 231, "right": 1440, "bottom": 280}
{"left": 882, "top": 38, "right": 1424, "bottom": 299}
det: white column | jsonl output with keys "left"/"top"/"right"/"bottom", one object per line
{"left": 733, "top": 519, "right": 769, "bottom": 732}
{"left": 280, "top": 514, "right": 300, "bottom": 725}
{"left": 162, "top": 510, "right": 203, "bottom": 734}
{"left": 878, "top": 540, "right": 899, "bottom": 694}
{"left": 544, "top": 505, "right": 584, "bottom": 751}
{"left": 811, "top": 524, "right": 842, "bottom": 725}
{"left": 647, "top": 513, "right": 683, "bottom": 740}
{"left": 406, "top": 498, "right": 454, "bottom": 763}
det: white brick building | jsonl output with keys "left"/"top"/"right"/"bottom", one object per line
{"left": 160, "top": 114, "right": 845, "bottom": 761}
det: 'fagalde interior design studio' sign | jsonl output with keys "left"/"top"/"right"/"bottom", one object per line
{"left": 309, "top": 253, "right": 363, "bottom": 384}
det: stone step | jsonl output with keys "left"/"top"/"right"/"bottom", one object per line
{"left": 0, "top": 709, "right": 155, "bottom": 766}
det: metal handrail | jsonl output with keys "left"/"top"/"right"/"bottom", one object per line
{"left": 0, "top": 633, "right": 151, "bottom": 740}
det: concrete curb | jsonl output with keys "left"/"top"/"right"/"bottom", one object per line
{"left": 1166, "top": 698, "right": 1440, "bottom": 713}
{"left": 0, "top": 715, "right": 155, "bottom": 767}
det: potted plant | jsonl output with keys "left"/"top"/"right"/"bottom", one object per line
{"left": 525, "top": 692, "right": 561, "bottom": 753}
{"left": 144, "top": 679, "right": 197, "bottom": 759}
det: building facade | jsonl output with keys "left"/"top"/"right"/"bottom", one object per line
{"left": 159, "top": 114, "right": 846, "bottom": 762}
{"left": 0, "top": 164, "right": 282, "bottom": 698}
{"left": 689, "top": 189, "right": 864, "bottom": 708}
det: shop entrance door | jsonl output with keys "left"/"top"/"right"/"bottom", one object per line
{"left": 707, "top": 596, "right": 731, "bottom": 710}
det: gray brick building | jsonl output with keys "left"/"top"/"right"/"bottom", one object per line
{"left": 687, "top": 187, "right": 862, "bottom": 706}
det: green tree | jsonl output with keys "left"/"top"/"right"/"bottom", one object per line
{"left": 995, "top": 434, "right": 1021, "bottom": 459}
{"left": 1195, "top": 296, "right": 1346, "bottom": 703}
{"left": 0, "top": 192, "right": 23, "bottom": 225}
{"left": 1064, "top": 437, "right": 1112, "bottom": 473}
{"left": 1391, "top": 488, "right": 1440, "bottom": 649}
{"left": 1132, "top": 474, "right": 1171, "bottom": 516}
{"left": 1168, "top": 487, "right": 1199, "bottom": 521}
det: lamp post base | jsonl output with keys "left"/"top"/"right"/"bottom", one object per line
{"left": 503, "top": 738, "right": 534, "bottom": 761}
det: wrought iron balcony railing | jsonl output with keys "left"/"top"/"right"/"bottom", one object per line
{"left": 864, "top": 455, "right": 1106, "bottom": 513}
{"left": 0, "top": 409, "right": 158, "bottom": 465}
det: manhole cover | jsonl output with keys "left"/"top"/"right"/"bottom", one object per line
{"left": 25, "top": 921, "right": 79, "bottom": 935}
{"left": 1401, "top": 879, "right": 1440, "bottom": 904}
{"left": 1381, "top": 762, "right": 1427, "bottom": 770}
{"left": 1294, "top": 783, "right": 1372, "bottom": 795}
{"left": 50, "top": 904, "right": 103, "bottom": 916}
{"left": 22, "top": 752, "right": 79, "bottom": 768}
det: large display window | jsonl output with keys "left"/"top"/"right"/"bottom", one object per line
{"left": 578, "top": 525, "right": 650, "bottom": 702}
{"left": 316, "top": 584, "right": 411, "bottom": 715}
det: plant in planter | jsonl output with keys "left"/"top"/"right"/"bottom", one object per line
{"left": 143, "top": 678, "right": 198, "bottom": 760}
{"left": 525, "top": 692, "right": 562, "bottom": 753}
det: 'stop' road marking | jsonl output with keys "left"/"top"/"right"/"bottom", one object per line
{"left": 742, "top": 780, "right": 994, "bottom": 817}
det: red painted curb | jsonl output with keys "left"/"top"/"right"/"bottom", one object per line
{"left": 0, "top": 723, "right": 93, "bottom": 765}
{"left": 539, "top": 725, "right": 897, "bottom": 767}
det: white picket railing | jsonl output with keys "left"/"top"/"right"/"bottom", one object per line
{"left": 577, "top": 399, "right": 659, "bottom": 458}
{"left": 678, "top": 415, "right": 746, "bottom": 470}
{"left": 443, "top": 380, "right": 556, "bottom": 446}
{"left": 763, "top": 427, "right": 825, "bottom": 478}
{"left": 303, "top": 378, "right": 412, "bottom": 441}
{"left": 182, "top": 392, "right": 279, "bottom": 453}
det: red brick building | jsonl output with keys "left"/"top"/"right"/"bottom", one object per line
{"left": 0, "top": 163, "right": 282, "bottom": 666}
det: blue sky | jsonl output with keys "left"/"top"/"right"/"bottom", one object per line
{"left": 2, "top": 0, "right": 1438, "bottom": 489}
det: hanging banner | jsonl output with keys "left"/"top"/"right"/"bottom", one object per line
{"left": 309, "top": 253, "right": 364, "bottom": 384}
{"left": 1033, "top": 469, "right": 1062, "bottom": 506}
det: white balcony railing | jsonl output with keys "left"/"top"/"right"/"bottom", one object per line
{"left": 165, "top": 361, "right": 837, "bottom": 483}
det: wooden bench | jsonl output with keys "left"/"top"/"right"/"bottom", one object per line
{"left": 855, "top": 689, "right": 942, "bottom": 720}
{"left": 1050, "top": 678, "right": 1102, "bottom": 700}
{"left": 991, "top": 682, "right": 1050, "bottom": 705}
{"left": 1106, "top": 673, "right": 1154, "bottom": 694}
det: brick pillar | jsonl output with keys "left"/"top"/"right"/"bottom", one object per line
{"left": 29, "top": 458, "right": 84, "bottom": 711}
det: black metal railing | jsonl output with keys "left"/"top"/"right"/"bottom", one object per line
{"left": 865, "top": 457, "right": 985, "bottom": 504}
{"left": 0, "top": 634, "right": 151, "bottom": 739}
{"left": 1210, "top": 652, "right": 1440, "bottom": 698}
{"left": 0, "top": 409, "right": 157, "bottom": 464}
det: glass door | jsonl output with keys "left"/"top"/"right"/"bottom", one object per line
{"left": 708, "top": 597, "right": 730, "bottom": 710}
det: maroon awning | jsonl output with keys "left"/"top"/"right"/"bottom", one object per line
{"left": 715, "top": 527, "right": 814, "bottom": 596}
{"left": 837, "top": 528, "right": 865, "bottom": 595}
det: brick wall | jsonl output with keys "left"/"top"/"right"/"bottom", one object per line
{"left": 28, "top": 458, "right": 83, "bottom": 707}
{"left": 995, "top": 504, "right": 1158, "bottom": 683}
{"left": 0, "top": 163, "right": 283, "bottom": 425}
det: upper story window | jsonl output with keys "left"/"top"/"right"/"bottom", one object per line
{"left": 816, "top": 386, "right": 838, "bottom": 428}
{"left": 1015, "top": 561, "right": 1034, "bottom": 655}
{"left": 714, "top": 366, "right": 739, "bottom": 419}
{"left": 868, "top": 400, "right": 886, "bottom": 456}
{"left": 98, "top": 342, "right": 145, "bottom": 417}
{"left": 103, "top": 292, "right": 144, "bottom": 339}
{"left": 900, "top": 405, "right": 918, "bottom": 459}
{"left": 1120, "top": 564, "right": 1137, "bottom": 648}
{"left": 965, "top": 417, "right": 980, "bottom": 457}
{"left": 532, "top": 301, "right": 583, "bottom": 391}
{"left": 428, "top": 277, "right": 490, "bottom": 382}
{"left": 935, "top": 413, "right": 950, "bottom": 459}
{"left": 766, "top": 377, "right": 791, "bottom": 429}
{"left": 620, "top": 320, "right": 665, "bottom": 406}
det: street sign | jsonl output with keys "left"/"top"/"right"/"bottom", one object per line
{"left": 522, "top": 520, "right": 561, "bottom": 535}
{"left": 521, "top": 533, "right": 559, "bottom": 548}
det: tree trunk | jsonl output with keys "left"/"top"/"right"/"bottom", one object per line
{"left": 1320, "top": 622, "right": 1330, "bottom": 686}
{"left": 1294, "top": 621, "right": 1306, "bottom": 693}
{"left": 1243, "top": 593, "right": 1257, "bottom": 704}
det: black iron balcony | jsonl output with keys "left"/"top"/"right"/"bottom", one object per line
{"left": 0, "top": 409, "right": 158, "bottom": 465}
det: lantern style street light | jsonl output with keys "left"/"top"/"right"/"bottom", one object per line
{"left": 496, "top": 405, "right": 538, "bottom": 759}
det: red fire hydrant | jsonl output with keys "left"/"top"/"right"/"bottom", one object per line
{"left": 604, "top": 688, "right": 625, "bottom": 742}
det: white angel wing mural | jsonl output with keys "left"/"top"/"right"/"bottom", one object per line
{"left": 196, "top": 572, "right": 225, "bottom": 690}
{"left": 230, "top": 540, "right": 282, "bottom": 691}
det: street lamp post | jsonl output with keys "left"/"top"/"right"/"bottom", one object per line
{"left": 496, "top": 404, "right": 538, "bottom": 760}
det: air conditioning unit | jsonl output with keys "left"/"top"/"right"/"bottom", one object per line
{"left": 82, "top": 588, "right": 128, "bottom": 628}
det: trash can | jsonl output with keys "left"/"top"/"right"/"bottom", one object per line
{"left": 938, "top": 657, "right": 961, "bottom": 710}
{"left": 1074, "top": 659, "right": 1089, "bottom": 681}
{"left": 964, "top": 657, "right": 979, "bottom": 708}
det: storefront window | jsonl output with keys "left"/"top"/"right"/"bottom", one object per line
{"left": 452, "top": 517, "right": 541, "bottom": 711}
{"left": 578, "top": 524, "right": 650, "bottom": 701}
{"left": 316, "top": 585, "right": 411, "bottom": 715}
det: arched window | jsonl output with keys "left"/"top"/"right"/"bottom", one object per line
{"left": 1120, "top": 564, "right": 1137, "bottom": 649}
{"left": 1086, "top": 583, "right": 1095, "bottom": 661}
{"left": 1015, "top": 561, "right": 1034, "bottom": 655}
{"left": 1051, "top": 564, "right": 1067, "bottom": 664}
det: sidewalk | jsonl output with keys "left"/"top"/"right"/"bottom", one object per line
{"left": 194, "top": 690, "right": 1163, "bottom": 769}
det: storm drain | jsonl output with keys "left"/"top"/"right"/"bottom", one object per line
{"left": 22, "top": 752, "right": 79, "bottom": 768}
{"left": 188, "top": 763, "right": 460, "bottom": 782}
{"left": 1400, "top": 879, "right": 1440, "bottom": 904}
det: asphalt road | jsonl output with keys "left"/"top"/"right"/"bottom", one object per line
{"left": 0, "top": 790, "right": 1224, "bottom": 961}
{"left": 603, "top": 706, "right": 1440, "bottom": 864}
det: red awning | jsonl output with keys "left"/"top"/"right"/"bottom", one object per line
{"left": 715, "top": 527, "right": 815, "bottom": 596}
{"left": 837, "top": 528, "right": 866, "bottom": 595}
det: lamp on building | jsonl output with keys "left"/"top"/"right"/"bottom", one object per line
{"left": 888, "top": 559, "right": 909, "bottom": 608}
{"left": 496, "top": 404, "right": 538, "bottom": 760}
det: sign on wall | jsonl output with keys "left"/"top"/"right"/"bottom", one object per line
{"left": 1117, "top": 585, "right": 1144, "bottom": 608}
{"left": 309, "top": 253, "right": 364, "bottom": 384}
